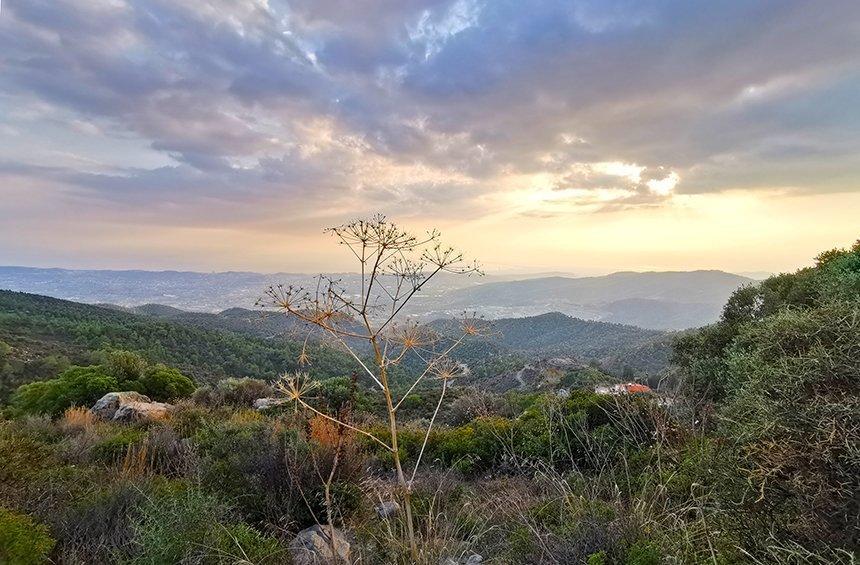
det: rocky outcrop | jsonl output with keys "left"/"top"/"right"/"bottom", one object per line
{"left": 92, "top": 391, "right": 150, "bottom": 419}
{"left": 289, "top": 525, "right": 350, "bottom": 565}
{"left": 112, "top": 400, "right": 172, "bottom": 422}
{"left": 91, "top": 392, "right": 173, "bottom": 423}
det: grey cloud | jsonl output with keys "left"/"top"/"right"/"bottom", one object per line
{"left": 1, "top": 0, "right": 859, "bottom": 226}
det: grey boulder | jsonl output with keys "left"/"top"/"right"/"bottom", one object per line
{"left": 290, "top": 525, "right": 350, "bottom": 565}
{"left": 91, "top": 391, "right": 172, "bottom": 423}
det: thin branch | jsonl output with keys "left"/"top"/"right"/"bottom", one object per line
{"left": 322, "top": 327, "right": 385, "bottom": 390}
{"left": 409, "top": 377, "right": 448, "bottom": 486}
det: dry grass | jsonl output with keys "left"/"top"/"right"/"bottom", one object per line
{"left": 356, "top": 470, "right": 496, "bottom": 564}
{"left": 60, "top": 406, "right": 97, "bottom": 434}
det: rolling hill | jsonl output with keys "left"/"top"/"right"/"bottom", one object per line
{"left": 1, "top": 288, "right": 675, "bottom": 405}
{"left": 122, "top": 302, "right": 673, "bottom": 379}
{"left": 0, "top": 290, "right": 359, "bottom": 399}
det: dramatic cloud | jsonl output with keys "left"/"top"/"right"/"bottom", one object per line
{"left": 1, "top": 0, "right": 858, "bottom": 272}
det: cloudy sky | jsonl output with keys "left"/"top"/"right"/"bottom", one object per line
{"left": 1, "top": 0, "right": 858, "bottom": 275}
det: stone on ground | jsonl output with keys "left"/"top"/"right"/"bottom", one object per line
{"left": 289, "top": 524, "right": 350, "bottom": 565}
{"left": 91, "top": 391, "right": 173, "bottom": 422}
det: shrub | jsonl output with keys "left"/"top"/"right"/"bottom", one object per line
{"left": 624, "top": 541, "right": 662, "bottom": 565}
{"left": 192, "top": 377, "right": 273, "bottom": 407}
{"left": 433, "top": 417, "right": 511, "bottom": 473}
{"left": 0, "top": 507, "right": 56, "bottom": 565}
{"left": 92, "top": 428, "right": 147, "bottom": 463}
{"left": 11, "top": 366, "right": 118, "bottom": 416}
{"left": 10, "top": 356, "right": 195, "bottom": 416}
{"left": 130, "top": 365, "right": 194, "bottom": 401}
{"left": 194, "top": 418, "right": 291, "bottom": 523}
{"left": 54, "top": 480, "right": 149, "bottom": 563}
{"left": 0, "top": 420, "right": 59, "bottom": 484}
{"left": 102, "top": 350, "right": 148, "bottom": 382}
{"left": 168, "top": 402, "right": 211, "bottom": 436}
{"left": 719, "top": 303, "right": 860, "bottom": 547}
{"left": 127, "top": 488, "right": 286, "bottom": 564}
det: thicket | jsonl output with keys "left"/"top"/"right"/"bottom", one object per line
{"left": 9, "top": 351, "right": 194, "bottom": 416}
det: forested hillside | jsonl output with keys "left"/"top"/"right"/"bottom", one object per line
{"left": 128, "top": 303, "right": 673, "bottom": 379}
{"left": 0, "top": 290, "right": 357, "bottom": 399}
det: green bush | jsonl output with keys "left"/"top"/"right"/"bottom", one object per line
{"left": 192, "top": 377, "right": 272, "bottom": 407}
{"left": 130, "top": 365, "right": 194, "bottom": 401}
{"left": 92, "top": 428, "right": 147, "bottom": 462}
{"left": 432, "top": 417, "right": 511, "bottom": 473}
{"left": 11, "top": 366, "right": 119, "bottom": 416}
{"left": 0, "top": 423, "right": 57, "bottom": 483}
{"left": 0, "top": 507, "right": 56, "bottom": 565}
{"left": 9, "top": 355, "right": 193, "bottom": 416}
{"left": 194, "top": 418, "right": 310, "bottom": 525}
{"left": 624, "top": 541, "right": 662, "bottom": 565}
{"left": 719, "top": 303, "right": 860, "bottom": 546}
{"left": 128, "top": 488, "right": 286, "bottom": 564}
{"left": 102, "top": 350, "right": 148, "bottom": 382}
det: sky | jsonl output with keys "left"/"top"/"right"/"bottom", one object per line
{"left": 1, "top": 0, "right": 858, "bottom": 276}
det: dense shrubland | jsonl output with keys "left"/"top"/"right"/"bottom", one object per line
{"left": 9, "top": 350, "right": 194, "bottom": 417}
{"left": 0, "top": 241, "right": 857, "bottom": 563}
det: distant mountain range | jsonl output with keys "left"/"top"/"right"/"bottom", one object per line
{"left": 415, "top": 270, "right": 754, "bottom": 329}
{"left": 0, "top": 266, "right": 753, "bottom": 330}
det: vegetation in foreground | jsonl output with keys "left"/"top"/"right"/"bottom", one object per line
{"left": 0, "top": 240, "right": 857, "bottom": 563}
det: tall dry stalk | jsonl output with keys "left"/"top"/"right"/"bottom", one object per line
{"left": 259, "top": 215, "right": 480, "bottom": 560}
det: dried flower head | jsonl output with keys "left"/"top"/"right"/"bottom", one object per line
{"left": 432, "top": 358, "right": 466, "bottom": 381}
{"left": 459, "top": 313, "right": 493, "bottom": 338}
{"left": 275, "top": 372, "right": 319, "bottom": 410}
{"left": 395, "top": 320, "right": 436, "bottom": 350}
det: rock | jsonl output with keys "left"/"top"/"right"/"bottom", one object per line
{"left": 253, "top": 397, "right": 289, "bottom": 411}
{"left": 91, "top": 391, "right": 152, "bottom": 420}
{"left": 375, "top": 500, "right": 400, "bottom": 518}
{"left": 91, "top": 392, "right": 173, "bottom": 423}
{"left": 290, "top": 525, "right": 350, "bottom": 565}
{"left": 112, "top": 401, "right": 172, "bottom": 423}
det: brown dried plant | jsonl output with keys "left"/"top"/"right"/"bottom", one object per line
{"left": 259, "top": 215, "right": 481, "bottom": 560}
